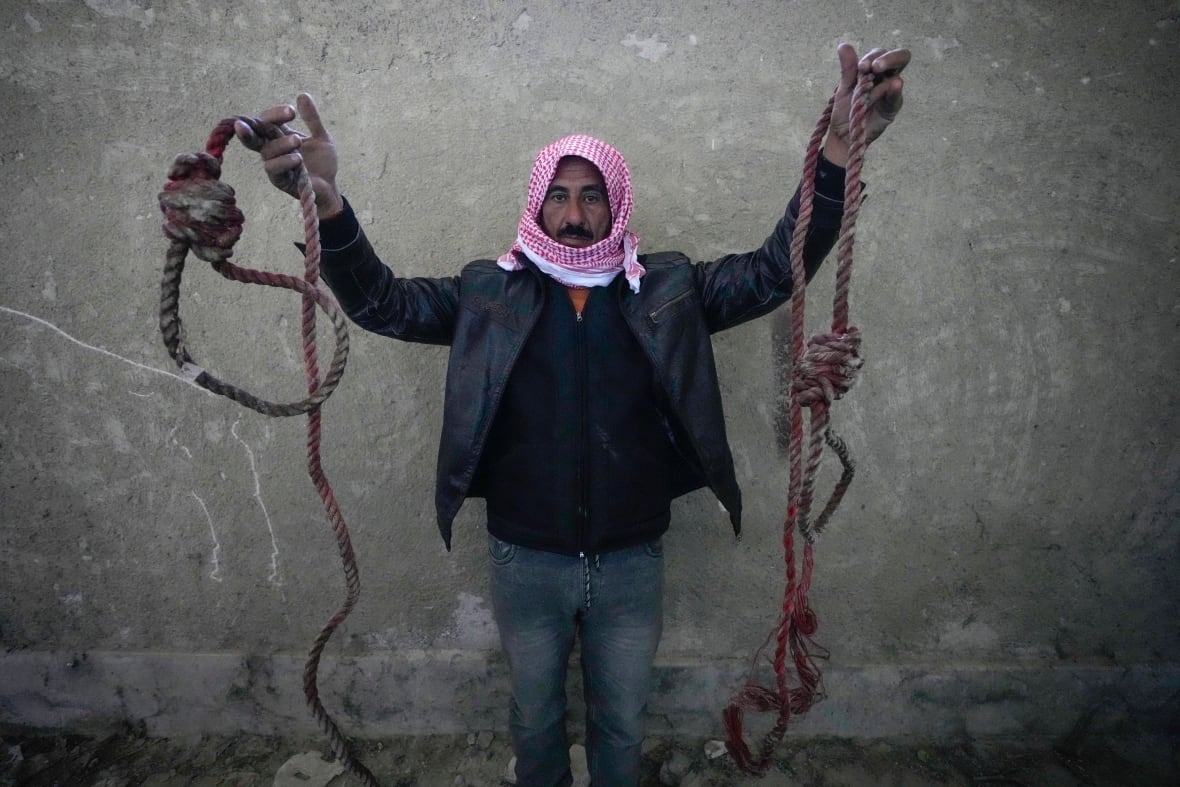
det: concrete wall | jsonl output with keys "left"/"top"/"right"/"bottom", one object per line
{"left": 2, "top": 0, "right": 1177, "bottom": 744}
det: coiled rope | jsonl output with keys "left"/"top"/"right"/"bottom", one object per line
{"left": 158, "top": 117, "right": 379, "bottom": 786}
{"left": 723, "top": 71, "right": 872, "bottom": 775}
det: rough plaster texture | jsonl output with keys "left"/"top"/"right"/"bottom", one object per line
{"left": 1, "top": 0, "right": 1177, "bottom": 745}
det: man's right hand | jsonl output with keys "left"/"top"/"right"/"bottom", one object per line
{"left": 234, "top": 92, "right": 344, "bottom": 220}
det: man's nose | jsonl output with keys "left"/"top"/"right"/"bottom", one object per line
{"left": 565, "top": 199, "right": 585, "bottom": 226}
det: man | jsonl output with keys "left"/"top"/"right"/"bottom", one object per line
{"left": 237, "top": 43, "right": 909, "bottom": 787}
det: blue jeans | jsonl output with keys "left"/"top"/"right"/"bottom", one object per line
{"left": 489, "top": 534, "right": 664, "bottom": 787}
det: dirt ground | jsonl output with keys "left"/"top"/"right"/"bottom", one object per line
{"left": 2, "top": 725, "right": 1177, "bottom": 787}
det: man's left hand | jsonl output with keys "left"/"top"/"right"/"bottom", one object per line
{"left": 823, "top": 44, "right": 911, "bottom": 167}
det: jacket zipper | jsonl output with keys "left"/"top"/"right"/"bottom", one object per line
{"left": 648, "top": 288, "right": 694, "bottom": 324}
{"left": 575, "top": 303, "right": 589, "bottom": 557}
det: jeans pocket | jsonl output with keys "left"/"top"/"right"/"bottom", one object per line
{"left": 488, "top": 534, "right": 518, "bottom": 566}
{"left": 643, "top": 537, "right": 664, "bottom": 559}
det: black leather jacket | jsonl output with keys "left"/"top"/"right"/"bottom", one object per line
{"left": 318, "top": 161, "right": 845, "bottom": 550}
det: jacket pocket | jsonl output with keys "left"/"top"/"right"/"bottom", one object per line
{"left": 463, "top": 293, "right": 521, "bottom": 331}
{"left": 648, "top": 288, "right": 696, "bottom": 325}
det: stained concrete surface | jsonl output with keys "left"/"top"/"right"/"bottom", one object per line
{"left": 2, "top": 0, "right": 1179, "bottom": 776}
{"left": 3, "top": 727, "right": 1176, "bottom": 786}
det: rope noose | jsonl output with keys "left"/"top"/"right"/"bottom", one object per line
{"left": 722, "top": 70, "right": 873, "bottom": 775}
{"left": 158, "top": 118, "right": 380, "bottom": 787}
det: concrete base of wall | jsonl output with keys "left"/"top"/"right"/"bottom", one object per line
{"left": 2, "top": 651, "right": 1176, "bottom": 743}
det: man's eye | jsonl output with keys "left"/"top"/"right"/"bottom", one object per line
{"left": 548, "top": 193, "right": 566, "bottom": 203}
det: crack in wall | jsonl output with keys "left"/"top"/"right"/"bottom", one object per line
{"left": 0, "top": 305, "right": 211, "bottom": 397}
{"left": 190, "top": 491, "right": 223, "bottom": 583}
{"left": 230, "top": 418, "right": 282, "bottom": 590}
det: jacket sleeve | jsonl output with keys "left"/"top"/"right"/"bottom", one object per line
{"left": 692, "top": 154, "right": 847, "bottom": 334}
{"left": 313, "top": 198, "right": 461, "bottom": 345}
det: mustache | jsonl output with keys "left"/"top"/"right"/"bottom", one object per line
{"left": 558, "top": 223, "right": 593, "bottom": 239}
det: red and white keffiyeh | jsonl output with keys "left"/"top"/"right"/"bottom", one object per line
{"left": 497, "top": 134, "right": 645, "bottom": 292}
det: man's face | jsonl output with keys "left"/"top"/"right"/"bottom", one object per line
{"left": 540, "top": 156, "right": 613, "bottom": 248}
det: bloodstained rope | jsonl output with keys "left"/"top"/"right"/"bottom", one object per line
{"left": 723, "top": 71, "right": 873, "bottom": 775}
{"left": 158, "top": 117, "right": 378, "bottom": 786}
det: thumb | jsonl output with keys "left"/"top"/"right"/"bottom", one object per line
{"left": 233, "top": 119, "right": 263, "bottom": 152}
{"left": 836, "top": 42, "right": 858, "bottom": 93}
{"left": 297, "top": 92, "right": 329, "bottom": 139}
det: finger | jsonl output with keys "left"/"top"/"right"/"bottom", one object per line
{"left": 296, "top": 92, "right": 330, "bottom": 139}
{"left": 233, "top": 119, "right": 263, "bottom": 151}
{"left": 866, "top": 72, "right": 904, "bottom": 100}
{"left": 234, "top": 106, "right": 296, "bottom": 149}
{"left": 867, "top": 77, "right": 904, "bottom": 118}
{"left": 857, "top": 47, "right": 888, "bottom": 73}
{"left": 880, "top": 83, "right": 905, "bottom": 117}
{"left": 258, "top": 132, "right": 302, "bottom": 162}
{"left": 836, "top": 42, "right": 859, "bottom": 91}
{"left": 263, "top": 151, "right": 303, "bottom": 180}
{"left": 253, "top": 103, "right": 297, "bottom": 127}
{"left": 277, "top": 124, "right": 308, "bottom": 140}
{"left": 871, "top": 48, "right": 912, "bottom": 77}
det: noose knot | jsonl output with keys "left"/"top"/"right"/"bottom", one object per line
{"left": 158, "top": 151, "right": 244, "bottom": 263}
{"left": 792, "top": 328, "right": 863, "bottom": 409}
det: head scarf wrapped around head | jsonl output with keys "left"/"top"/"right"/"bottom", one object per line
{"left": 497, "top": 134, "right": 644, "bottom": 292}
